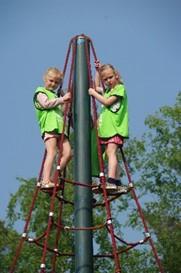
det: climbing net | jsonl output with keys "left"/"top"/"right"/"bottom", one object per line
{"left": 9, "top": 34, "right": 164, "bottom": 273}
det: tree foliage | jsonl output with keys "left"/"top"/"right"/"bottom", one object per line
{"left": 125, "top": 92, "right": 181, "bottom": 273}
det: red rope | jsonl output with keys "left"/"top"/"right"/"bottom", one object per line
{"left": 39, "top": 36, "right": 77, "bottom": 273}
{"left": 50, "top": 42, "right": 77, "bottom": 272}
{"left": 9, "top": 154, "right": 45, "bottom": 272}
{"left": 120, "top": 146, "right": 165, "bottom": 273}
{"left": 85, "top": 36, "right": 121, "bottom": 273}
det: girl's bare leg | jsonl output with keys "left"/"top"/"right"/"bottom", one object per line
{"left": 58, "top": 138, "right": 72, "bottom": 172}
{"left": 43, "top": 137, "right": 57, "bottom": 182}
{"left": 105, "top": 143, "right": 118, "bottom": 179}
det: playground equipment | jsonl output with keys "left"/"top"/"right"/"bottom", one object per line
{"left": 9, "top": 34, "right": 164, "bottom": 273}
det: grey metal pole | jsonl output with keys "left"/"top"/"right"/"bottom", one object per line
{"left": 73, "top": 36, "right": 93, "bottom": 273}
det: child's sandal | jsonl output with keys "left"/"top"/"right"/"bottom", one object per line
{"left": 41, "top": 181, "right": 55, "bottom": 189}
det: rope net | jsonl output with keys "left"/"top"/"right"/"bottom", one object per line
{"left": 9, "top": 34, "right": 164, "bottom": 273}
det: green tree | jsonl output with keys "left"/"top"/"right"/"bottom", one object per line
{"left": 0, "top": 220, "right": 20, "bottom": 273}
{"left": 125, "top": 92, "right": 181, "bottom": 273}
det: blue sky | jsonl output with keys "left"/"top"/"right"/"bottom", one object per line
{"left": 0, "top": 0, "right": 180, "bottom": 221}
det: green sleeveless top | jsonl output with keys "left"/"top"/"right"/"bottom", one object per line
{"left": 33, "top": 87, "right": 64, "bottom": 136}
{"left": 98, "top": 84, "right": 129, "bottom": 138}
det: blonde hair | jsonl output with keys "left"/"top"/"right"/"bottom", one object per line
{"left": 99, "top": 64, "right": 115, "bottom": 73}
{"left": 99, "top": 64, "right": 123, "bottom": 84}
{"left": 44, "top": 67, "right": 63, "bottom": 80}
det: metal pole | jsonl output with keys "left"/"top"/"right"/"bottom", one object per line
{"left": 73, "top": 36, "right": 93, "bottom": 273}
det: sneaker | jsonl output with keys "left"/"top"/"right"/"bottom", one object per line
{"left": 106, "top": 182, "right": 117, "bottom": 191}
{"left": 108, "top": 177, "right": 122, "bottom": 186}
{"left": 107, "top": 177, "right": 128, "bottom": 194}
{"left": 114, "top": 179, "right": 122, "bottom": 186}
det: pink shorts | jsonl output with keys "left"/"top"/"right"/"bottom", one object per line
{"left": 100, "top": 135, "right": 124, "bottom": 146}
{"left": 43, "top": 132, "right": 60, "bottom": 142}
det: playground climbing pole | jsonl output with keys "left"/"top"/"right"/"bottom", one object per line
{"left": 9, "top": 34, "right": 165, "bottom": 273}
{"left": 73, "top": 36, "right": 93, "bottom": 273}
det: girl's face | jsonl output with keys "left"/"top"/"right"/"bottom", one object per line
{"left": 101, "top": 68, "right": 119, "bottom": 89}
{"left": 44, "top": 72, "right": 62, "bottom": 91}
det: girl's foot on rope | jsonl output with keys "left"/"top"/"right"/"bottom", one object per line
{"left": 106, "top": 182, "right": 117, "bottom": 191}
{"left": 107, "top": 178, "right": 128, "bottom": 194}
{"left": 41, "top": 181, "right": 55, "bottom": 189}
{"left": 92, "top": 178, "right": 129, "bottom": 194}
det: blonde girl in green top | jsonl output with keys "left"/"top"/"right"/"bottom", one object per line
{"left": 89, "top": 63, "right": 128, "bottom": 191}
{"left": 34, "top": 67, "right": 72, "bottom": 189}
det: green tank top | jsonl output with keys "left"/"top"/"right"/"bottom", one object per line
{"left": 33, "top": 87, "right": 64, "bottom": 136}
{"left": 98, "top": 84, "right": 129, "bottom": 138}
